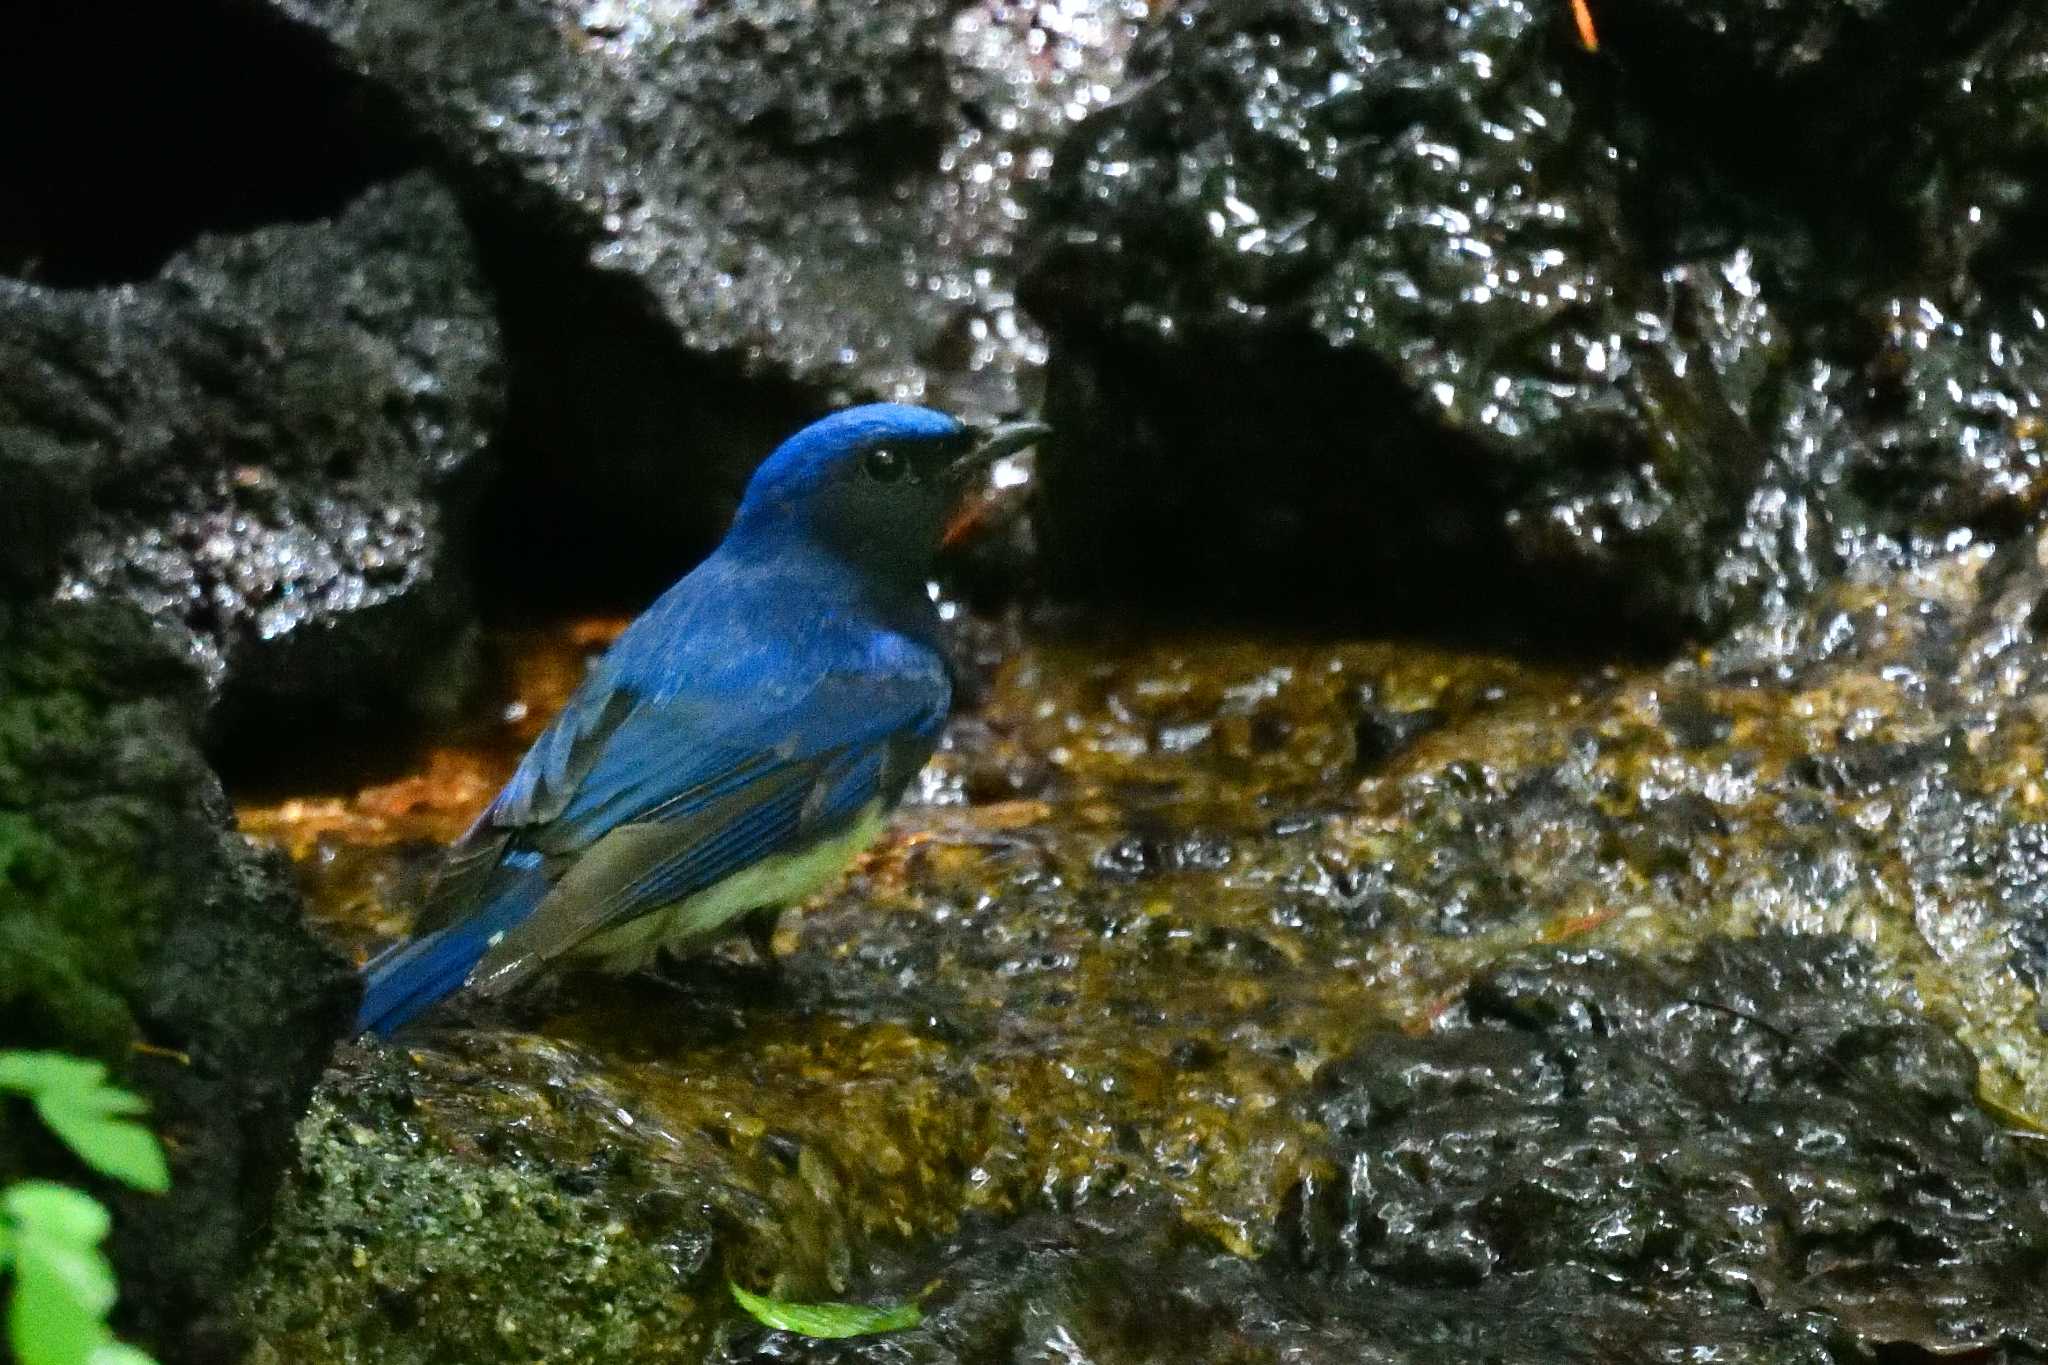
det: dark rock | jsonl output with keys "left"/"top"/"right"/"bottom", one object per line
{"left": 0, "top": 0, "right": 413, "bottom": 287}
{"left": 1839, "top": 283, "right": 2048, "bottom": 541}
{"left": 1292, "top": 934, "right": 2048, "bottom": 1359}
{"left": 1023, "top": 0, "right": 1782, "bottom": 632}
{"left": 259, "top": 0, "right": 1148, "bottom": 416}
{"left": 0, "top": 172, "right": 502, "bottom": 725}
{"left": 1350, "top": 685, "right": 1444, "bottom": 771}
{"left": 1653, "top": 690, "right": 1731, "bottom": 749}
{"left": 1023, "top": 0, "right": 2048, "bottom": 637}
{"left": 241, "top": 523, "right": 2048, "bottom": 1356}
{"left": 0, "top": 599, "right": 354, "bottom": 1361}
{"left": 718, "top": 937, "right": 2048, "bottom": 1365}
{"left": 1602, "top": 0, "right": 2005, "bottom": 88}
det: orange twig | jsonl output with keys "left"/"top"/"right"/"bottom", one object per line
{"left": 1540, "top": 905, "right": 1621, "bottom": 944}
{"left": 1570, "top": 0, "right": 1599, "bottom": 52}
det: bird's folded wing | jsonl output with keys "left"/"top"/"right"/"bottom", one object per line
{"left": 446, "top": 668, "right": 946, "bottom": 996}
{"left": 409, "top": 682, "right": 644, "bottom": 935}
{"left": 412, "top": 667, "right": 818, "bottom": 936}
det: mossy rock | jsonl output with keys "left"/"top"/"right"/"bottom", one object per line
{"left": 0, "top": 598, "right": 353, "bottom": 1360}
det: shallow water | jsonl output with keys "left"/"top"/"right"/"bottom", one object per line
{"left": 234, "top": 556, "right": 2048, "bottom": 1359}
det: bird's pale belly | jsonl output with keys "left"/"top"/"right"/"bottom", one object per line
{"left": 572, "top": 800, "right": 888, "bottom": 974}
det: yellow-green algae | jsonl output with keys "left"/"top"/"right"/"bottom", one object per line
{"left": 235, "top": 529, "right": 2048, "bottom": 1360}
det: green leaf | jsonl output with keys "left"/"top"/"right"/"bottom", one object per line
{"left": 31, "top": 1112, "right": 166, "bottom": 1196}
{"left": 6, "top": 1182, "right": 119, "bottom": 1365}
{"left": 0, "top": 1053, "right": 168, "bottom": 1193}
{"left": 728, "top": 1282, "right": 921, "bottom": 1339}
{"left": 89, "top": 1342, "right": 157, "bottom": 1365}
{"left": 0, "top": 1055, "right": 105, "bottom": 1098}
{"left": 4, "top": 1185, "right": 111, "bottom": 1249}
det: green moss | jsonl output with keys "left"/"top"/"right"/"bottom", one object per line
{"left": 0, "top": 601, "right": 208, "bottom": 1067}
{"left": 239, "top": 1049, "right": 722, "bottom": 1365}
{"left": 0, "top": 597, "right": 353, "bottom": 1358}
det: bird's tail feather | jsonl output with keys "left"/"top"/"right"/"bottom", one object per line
{"left": 354, "top": 872, "right": 547, "bottom": 1037}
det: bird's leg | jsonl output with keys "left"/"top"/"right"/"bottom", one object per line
{"left": 741, "top": 907, "right": 784, "bottom": 973}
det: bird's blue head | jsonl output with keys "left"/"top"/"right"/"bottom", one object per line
{"left": 730, "top": 403, "right": 1047, "bottom": 586}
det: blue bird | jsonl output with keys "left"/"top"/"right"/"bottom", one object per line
{"left": 355, "top": 403, "right": 1048, "bottom": 1035}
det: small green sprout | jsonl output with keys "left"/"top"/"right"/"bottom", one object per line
{"left": 729, "top": 1280, "right": 922, "bottom": 1338}
{"left": 0, "top": 1050, "right": 167, "bottom": 1365}
{"left": 0, "top": 1182, "right": 152, "bottom": 1365}
{"left": 0, "top": 1054, "right": 169, "bottom": 1194}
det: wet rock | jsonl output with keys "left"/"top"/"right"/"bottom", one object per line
{"left": 1840, "top": 283, "right": 2048, "bottom": 542}
{"left": 1350, "top": 683, "right": 1446, "bottom": 772}
{"left": 233, "top": 444, "right": 2048, "bottom": 1356}
{"left": 1023, "top": 0, "right": 2048, "bottom": 635}
{"left": 720, "top": 951, "right": 2048, "bottom": 1361}
{"left": 0, "top": 599, "right": 353, "bottom": 1360}
{"left": 1023, "top": 0, "right": 1776, "bottom": 630}
{"left": 239, "top": 509, "right": 2048, "bottom": 1356}
{"left": 239, "top": 1046, "right": 722, "bottom": 1364}
{"left": 1, "top": 171, "right": 501, "bottom": 724}
{"left": 260, "top": 0, "right": 1149, "bottom": 416}
{"left": 1291, "top": 934, "right": 2048, "bottom": 1360}
{"left": 719, "top": 1209, "right": 1369, "bottom": 1365}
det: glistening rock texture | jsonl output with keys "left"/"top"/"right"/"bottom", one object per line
{"left": 715, "top": 939, "right": 2048, "bottom": 1364}
{"left": 0, "top": 172, "right": 501, "bottom": 722}
{"left": 0, "top": 600, "right": 354, "bottom": 1362}
{"left": 255, "top": 0, "right": 1148, "bottom": 417}
{"left": 239, "top": 506, "right": 2048, "bottom": 1359}
{"left": 1023, "top": 0, "right": 2048, "bottom": 635}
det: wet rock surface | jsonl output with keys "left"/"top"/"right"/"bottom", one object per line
{"left": 717, "top": 938, "right": 2048, "bottom": 1364}
{"left": 0, "top": 600, "right": 354, "bottom": 1361}
{"left": 1292, "top": 935, "right": 2048, "bottom": 1360}
{"left": 1023, "top": 0, "right": 2048, "bottom": 634}
{"left": 236, "top": 505, "right": 2048, "bottom": 1359}
{"left": 258, "top": 0, "right": 1149, "bottom": 416}
{"left": 0, "top": 0, "right": 2037, "bottom": 1359}
{"left": 1, "top": 171, "right": 501, "bottom": 722}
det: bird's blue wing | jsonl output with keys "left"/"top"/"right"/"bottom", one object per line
{"left": 407, "top": 603, "right": 825, "bottom": 939}
{"left": 356, "top": 570, "right": 951, "bottom": 1037}
{"left": 360, "top": 666, "right": 942, "bottom": 1034}
{"left": 461, "top": 666, "right": 946, "bottom": 997}
{"left": 404, "top": 681, "right": 644, "bottom": 939}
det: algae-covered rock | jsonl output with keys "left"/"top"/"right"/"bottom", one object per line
{"left": 715, "top": 942, "right": 2048, "bottom": 1364}
{"left": 1, "top": 171, "right": 501, "bottom": 723}
{"left": 0, "top": 599, "right": 353, "bottom": 1359}
{"left": 256, "top": 0, "right": 1144, "bottom": 416}
{"left": 240, "top": 1045, "right": 721, "bottom": 1364}
{"left": 239, "top": 497, "right": 2048, "bottom": 1358}
{"left": 1022, "top": 0, "right": 2048, "bottom": 634}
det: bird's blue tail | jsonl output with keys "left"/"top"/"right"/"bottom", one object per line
{"left": 354, "top": 868, "right": 547, "bottom": 1037}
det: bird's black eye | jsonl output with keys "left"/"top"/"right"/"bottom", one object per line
{"left": 863, "top": 448, "right": 905, "bottom": 483}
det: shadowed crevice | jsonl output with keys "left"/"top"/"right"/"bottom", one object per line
{"left": 0, "top": 0, "right": 416, "bottom": 286}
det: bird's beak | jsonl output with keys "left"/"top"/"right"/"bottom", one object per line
{"left": 941, "top": 419, "right": 1051, "bottom": 549}
{"left": 951, "top": 419, "right": 1052, "bottom": 482}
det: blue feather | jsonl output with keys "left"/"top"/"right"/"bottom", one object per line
{"left": 351, "top": 401, "right": 1007, "bottom": 1033}
{"left": 355, "top": 853, "right": 548, "bottom": 1036}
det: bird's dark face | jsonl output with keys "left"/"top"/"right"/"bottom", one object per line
{"left": 734, "top": 404, "right": 1048, "bottom": 587}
